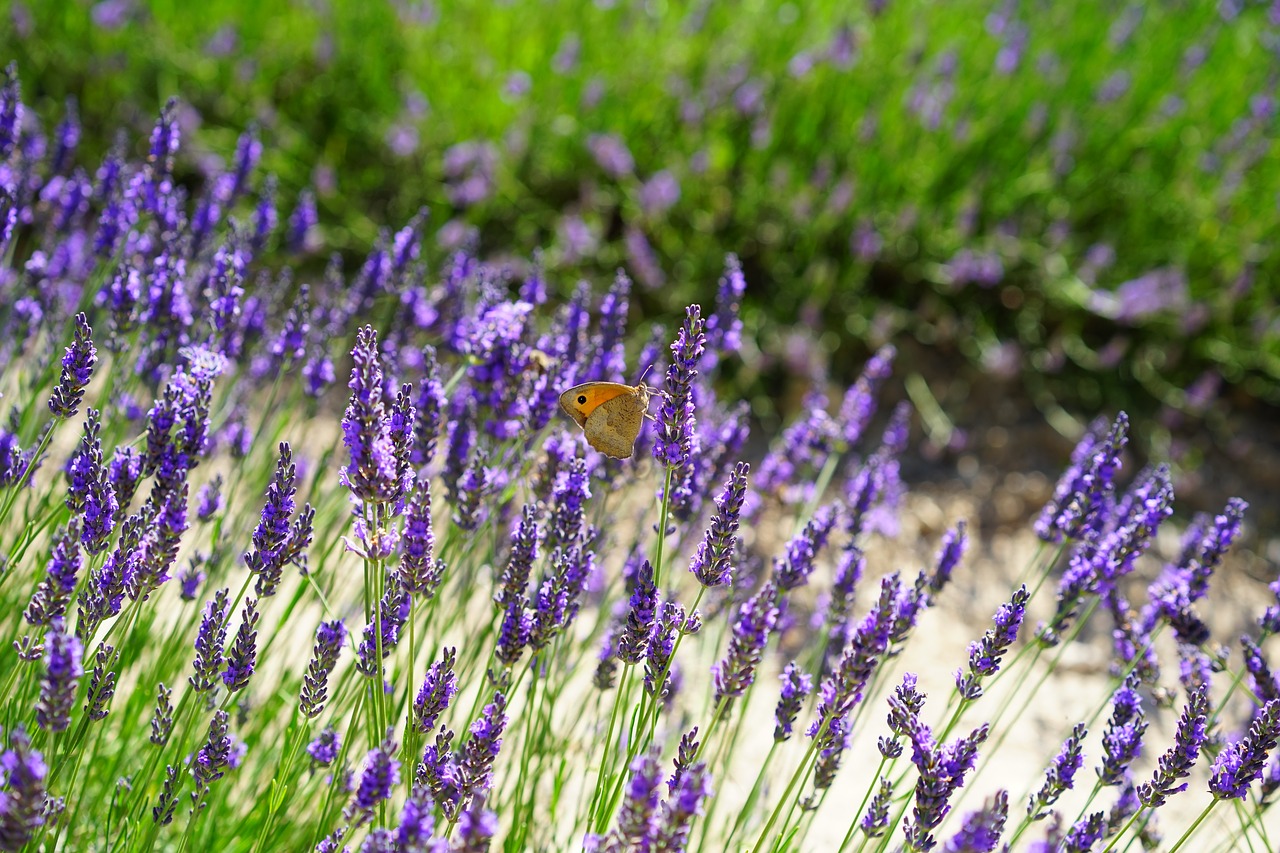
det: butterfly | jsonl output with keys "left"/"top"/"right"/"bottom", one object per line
{"left": 559, "top": 381, "right": 654, "bottom": 459}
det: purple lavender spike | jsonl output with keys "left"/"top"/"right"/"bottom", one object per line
{"left": 1136, "top": 686, "right": 1210, "bottom": 808}
{"left": 774, "top": 661, "right": 812, "bottom": 742}
{"left": 653, "top": 305, "right": 706, "bottom": 470}
{"left": 220, "top": 598, "right": 260, "bottom": 693}
{"left": 37, "top": 618, "right": 83, "bottom": 732}
{"left": 1209, "top": 698, "right": 1280, "bottom": 799}
{"left": 344, "top": 738, "right": 400, "bottom": 827}
{"left": 0, "top": 728, "right": 46, "bottom": 848}
{"left": 713, "top": 580, "right": 780, "bottom": 703}
{"left": 942, "top": 790, "right": 1008, "bottom": 852}
{"left": 1028, "top": 723, "right": 1087, "bottom": 819}
{"left": 48, "top": 313, "right": 96, "bottom": 420}
{"left": 412, "top": 647, "right": 458, "bottom": 734}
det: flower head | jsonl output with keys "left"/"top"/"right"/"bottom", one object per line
{"left": 49, "top": 313, "right": 97, "bottom": 420}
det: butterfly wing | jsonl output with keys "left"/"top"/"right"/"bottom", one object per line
{"left": 584, "top": 389, "right": 648, "bottom": 459}
{"left": 559, "top": 382, "right": 636, "bottom": 430}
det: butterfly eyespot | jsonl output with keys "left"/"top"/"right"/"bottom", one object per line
{"left": 577, "top": 395, "right": 587, "bottom": 404}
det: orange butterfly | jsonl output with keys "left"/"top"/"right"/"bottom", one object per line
{"left": 559, "top": 381, "right": 653, "bottom": 459}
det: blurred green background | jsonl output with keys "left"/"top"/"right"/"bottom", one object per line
{"left": 5, "top": 0, "right": 1279, "bottom": 465}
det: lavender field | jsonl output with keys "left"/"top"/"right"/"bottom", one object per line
{"left": 1, "top": 3, "right": 1279, "bottom": 852}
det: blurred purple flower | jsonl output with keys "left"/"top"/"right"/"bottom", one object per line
{"left": 587, "top": 133, "right": 634, "bottom": 178}
{"left": 639, "top": 170, "right": 680, "bottom": 217}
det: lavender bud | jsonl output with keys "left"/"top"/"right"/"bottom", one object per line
{"left": 151, "top": 765, "right": 180, "bottom": 826}
{"left": 942, "top": 790, "right": 1008, "bottom": 853}
{"left": 48, "top": 313, "right": 97, "bottom": 420}
{"left": 1209, "top": 698, "right": 1280, "bottom": 799}
{"left": 150, "top": 683, "right": 174, "bottom": 745}
{"left": 412, "top": 647, "right": 458, "bottom": 734}
{"left": 189, "top": 588, "right": 230, "bottom": 693}
{"left": 1028, "top": 723, "right": 1087, "bottom": 819}
{"left": 1136, "top": 686, "right": 1210, "bottom": 808}
{"left": 774, "top": 661, "right": 813, "bottom": 742}
{"left": 860, "top": 776, "right": 893, "bottom": 838}
{"left": 84, "top": 642, "right": 117, "bottom": 721}
{"left": 37, "top": 619, "right": 83, "bottom": 732}
{"left": 192, "top": 710, "right": 233, "bottom": 810}
{"left": 713, "top": 580, "right": 780, "bottom": 704}
{"left": 1098, "top": 674, "right": 1147, "bottom": 786}
{"left": 607, "top": 747, "right": 663, "bottom": 851}
{"left": 652, "top": 305, "right": 706, "bottom": 469}
{"left": 459, "top": 691, "right": 508, "bottom": 809}
{"left": 956, "top": 585, "right": 1028, "bottom": 700}
{"left": 307, "top": 726, "right": 340, "bottom": 769}
{"left": 0, "top": 728, "right": 46, "bottom": 849}
{"left": 345, "top": 738, "right": 400, "bottom": 826}
{"left": 617, "top": 561, "right": 658, "bottom": 665}
{"left": 220, "top": 598, "right": 260, "bottom": 693}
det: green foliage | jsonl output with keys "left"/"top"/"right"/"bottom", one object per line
{"left": 6, "top": 0, "right": 1278, "bottom": 422}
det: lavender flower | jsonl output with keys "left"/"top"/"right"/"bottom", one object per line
{"left": 356, "top": 574, "right": 410, "bottom": 675}
{"left": 704, "top": 254, "right": 746, "bottom": 363}
{"left": 775, "top": 507, "right": 837, "bottom": 591}
{"left": 84, "top": 642, "right": 117, "bottom": 721}
{"left": 1028, "top": 723, "right": 1087, "bottom": 819}
{"left": 412, "top": 346, "right": 446, "bottom": 467}
{"left": 0, "top": 729, "right": 47, "bottom": 849}
{"left": 307, "top": 726, "right": 340, "bottom": 769}
{"left": 342, "top": 326, "right": 400, "bottom": 504}
{"left": 152, "top": 765, "right": 180, "bottom": 826}
{"left": 195, "top": 475, "right": 224, "bottom": 521}
{"left": 653, "top": 305, "right": 706, "bottom": 469}
{"left": 1137, "top": 686, "right": 1210, "bottom": 808}
{"left": 644, "top": 600, "right": 683, "bottom": 703}
{"left": 456, "top": 807, "right": 498, "bottom": 852}
{"left": 189, "top": 588, "right": 230, "bottom": 692}
{"left": 943, "top": 791, "right": 1009, "bottom": 853}
{"left": 1035, "top": 414, "right": 1129, "bottom": 543}
{"left": 495, "top": 592, "right": 531, "bottom": 668}
{"left": 618, "top": 561, "right": 658, "bottom": 665}
{"left": 497, "top": 504, "right": 538, "bottom": 605}
{"left": 399, "top": 482, "right": 440, "bottom": 596}
{"left": 244, "top": 442, "right": 315, "bottom": 597}
{"left": 667, "top": 727, "right": 701, "bottom": 795}
{"left": 150, "top": 683, "right": 174, "bottom": 745}
{"left": 1098, "top": 675, "right": 1147, "bottom": 786}
{"left": 1062, "top": 812, "right": 1105, "bottom": 853}
{"left": 459, "top": 691, "right": 508, "bottom": 809}
{"left": 688, "top": 462, "right": 750, "bottom": 584}
{"left": 0, "top": 62, "right": 23, "bottom": 159}
{"left": 860, "top": 776, "right": 894, "bottom": 838}
{"left": 23, "top": 524, "right": 82, "bottom": 627}
{"left": 412, "top": 647, "right": 458, "bottom": 734}
{"left": 221, "top": 598, "right": 260, "bottom": 692}
{"left": 713, "top": 580, "right": 780, "bottom": 703}
{"left": 774, "top": 661, "right": 812, "bottom": 742}
{"left": 608, "top": 747, "right": 663, "bottom": 851}
{"left": 545, "top": 457, "right": 590, "bottom": 552}
{"left": 395, "top": 792, "right": 435, "bottom": 852}
{"left": 48, "top": 313, "right": 97, "bottom": 420}
{"left": 192, "top": 710, "right": 233, "bottom": 808}
{"left": 1209, "top": 698, "right": 1280, "bottom": 799}
{"left": 345, "top": 738, "right": 400, "bottom": 826}
{"left": 956, "top": 585, "right": 1028, "bottom": 700}
{"left": 417, "top": 727, "right": 461, "bottom": 820}
{"left": 651, "top": 761, "right": 712, "bottom": 851}
{"left": 108, "top": 446, "right": 143, "bottom": 519}
{"left": 904, "top": 719, "right": 991, "bottom": 852}
{"left": 809, "top": 573, "right": 900, "bottom": 744}
{"left": 838, "top": 344, "right": 895, "bottom": 447}
{"left": 37, "top": 619, "right": 83, "bottom": 732}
